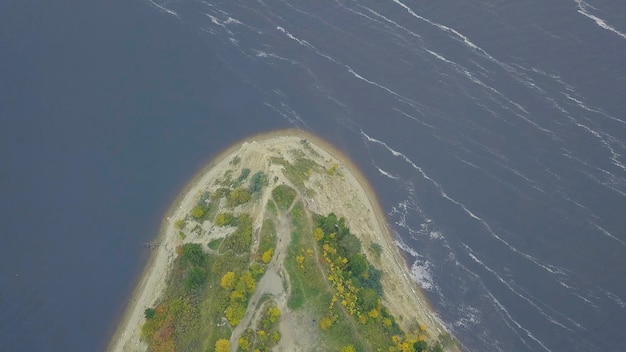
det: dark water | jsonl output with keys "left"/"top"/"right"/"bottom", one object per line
{"left": 1, "top": 0, "right": 625, "bottom": 351}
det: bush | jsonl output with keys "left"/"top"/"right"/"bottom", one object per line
{"left": 180, "top": 243, "right": 206, "bottom": 267}
{"left": 215, "top": 212, "right": 236, "bottom": 227}
{"left": 144, "top": 308, "right": 156, "bottom": 320}
{"left": 223, "top": 214, "right": 252, "bottom": 253}
{"left": 369, "top": 242, "right": 383, "bottom": 258}
{"left": 208, "top": 238, "right": 222, "bottom": 250}
{"left": 184, "top": 267, "right": 207, "bottom": 290}
{"left": 191, "top": 206, "right": 204, "bottom": 219}
{"left": 236, "top": 168, "right": 251, "bottom": 184}
{"left": 249, "top": 171, "right": 269, "bottom": 194}
{"left": 228, "top": 187, "right": 251, "bottom": 207}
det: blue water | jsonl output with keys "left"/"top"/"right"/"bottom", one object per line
{"left": 1, "top": 1, "right": 625, "bottom": 351}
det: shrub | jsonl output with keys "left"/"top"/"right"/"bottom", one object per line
{"left": 179, "top": 243, "right": 206, "bottom": 267}
{"left": 228, "top": 187, "right": 251, "bottom": 207}
{"left": 215, "top": 212, "right": 236, "bottom": 227}
{"left": 144, "top": 308, "right": 156, "bottom": 320}
{"left": 184, "top": 267, "right": 207, "bottom": 290}
{"left": 215, "top": 338, "right": 230, "bottom": 352}
{"left": 249, "top": 171, "right": 269, "bottom": 194}
{"left": 191, "top": 206, "right": 204, "bottom": 219}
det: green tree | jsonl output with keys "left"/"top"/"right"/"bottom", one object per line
{"left": 180, "top": 243, "right": 206, "bottom": 267}
{"left": 348, "top": 253, "right": 368, "bottom": 278}
{"left": 249, "top": 171, "right": 268, "bottom": 194}
{"left": 144, "top": 308, "right": 156, "bottom": 320}
{"left": 413, "top": 340, "right": 428, "bottom": 352}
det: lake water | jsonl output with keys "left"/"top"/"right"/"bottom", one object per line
{"left": 1, "top": 1, "right": 625, "bottom": 351}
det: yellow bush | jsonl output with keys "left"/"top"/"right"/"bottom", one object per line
{"left": 215, "top": 338, "right": 230, "bottom": 352}
{"left": 220, "top": 271, "right": 235, "bottom": 290}
{"left": 320, "top": 317, "right": 333, "bottom": 330}
{"left": 368, "top": 309, "right": 379, "bottom": 319}
{"left": 262, "top": 249, "right": 274, "bottom": 264}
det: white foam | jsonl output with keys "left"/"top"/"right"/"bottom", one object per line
{"left": 410, "top": 260, "right": 435, "bottom": 290}
{"left": 575, "top": 0, "right": 626, "bottom": 39}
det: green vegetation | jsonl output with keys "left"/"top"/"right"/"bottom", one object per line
{"left": 191, "top": 205, "right": 204, "bottom": 220}
{"left": 270, "top": 154, "right": 321, "bottom": 194}
{"left": 222, "top": 214, "right": 252, "bottom": 254}
{"left": 266, "top": 199, "right": 277, "bottom": 216}
{"left": 248, "top": 171, "right": 268, "bottom": 195}
{"left": 369, "top": 242, "right": 383, "bottom": 258}
{"left": 214, "top": 212, "right": 236, "bottom": 227}
{"left": 257, "top": 218, "right": 277, "bottom": 262}
{"left": 207, "top": 238, "right": 222, "bottom": 250}
{"left": 272, "top": 184, "right": 296, "bottom": 211}
{"left": 239, "top": 301, "right": 282, "bottom": 351}
{"left": 228, "top": 187, "right": 251, "bottom": 207}
{"left": 327, "top": 163, "right": 339, "bottom": 176}
{"left": 300, "top": 138, "right": 321, "bottom": 157}
{"left": 235, "top": 168, "right": 251, "bottom": 186}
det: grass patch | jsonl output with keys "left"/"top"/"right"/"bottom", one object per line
{"left": 222, "top": 213, "right": 252, "bottom": 254}
{"left": 270, "top": 154, "right": 321, "bottom": 193}
{"left": 257, "top": 218, "right": 277, "bottom": 260}
{"left": 207, "top": 238, "right": 223, "bottom": 250}
{"left": 285, "top": 202, "right": 329, "bottom": 311}
{"left": 272, "top": 185, "right": 296, "bottom": 211}
{"left": 266, "top": 199, "right": 277, "bottom": 217}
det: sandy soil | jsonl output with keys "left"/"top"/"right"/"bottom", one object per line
{"left": 107, "top": 130, "right": 455, "bottom": 352}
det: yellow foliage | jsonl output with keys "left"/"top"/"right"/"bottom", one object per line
{"left": 296, "top": 255, "right": 305, "bottom": 264}
{"left": 215, "top": 338, "right": 230, "bottom": 352}
{"left": 267, "top": 306, "right": 281, "bottom": 322}
{"left": 368, "top": 309, "right": 380, "bottom": 319}
{"left": 238, "top": 337, "right": 250, "bottom": 350}
{"left": 262, "top": 249, "right": 274, "bottom": 264}
{"left": 319, "top": 317, "right": 333, "bottom": 330}
{"left": 399, "top": 342, "right": 412, "bottom": 352}
{"left": 314, "top": 227, "right": 324, "bottom": 241}
{"left": 220, "top": 271, "right": 235, "bottom": 290}
{"left": 383, "top": 318, "right": 392, "bottom": 327}
{"left": 340, "top": 345, "right": 356, "bottom": 352}
{"left": 359, "top": 315, "right": 367, "bottom": 324}
{"left": 225, "top": 304, "right": 244, "bottom": 326}
{"left": 230, "top": 290, "right": 245, "bottom": 303}
{"left": 419, "top": 323, "right": 427, "bottom": 332}
{"left": 239, "top": 270, "right": 256, "bottom": 293}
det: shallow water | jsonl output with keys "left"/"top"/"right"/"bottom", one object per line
{"left": 1, "top": 1, "right": 625, "bottom": 351}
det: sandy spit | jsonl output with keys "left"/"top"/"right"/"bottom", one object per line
{"left": 107, "top": 129, "right": 453, "bottom": 352}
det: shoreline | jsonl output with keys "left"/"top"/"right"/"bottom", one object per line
{"left": 107, "top": 129, "right": 443, "bottom": 351}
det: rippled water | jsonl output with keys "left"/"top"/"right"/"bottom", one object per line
{"left": 1, "top": 1, "right": 625, "bottom": 351}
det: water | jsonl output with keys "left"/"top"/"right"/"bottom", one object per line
{"left": 1, "top": 1, "right": 625, "bottom": 351}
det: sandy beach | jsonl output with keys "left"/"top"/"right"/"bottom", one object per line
{"left": 107, "top": 129, "right": 454, "bottom": 352}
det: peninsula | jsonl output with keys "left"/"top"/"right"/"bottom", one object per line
{"left": 108, "top": 131, "right": 458, "bottom": 352}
